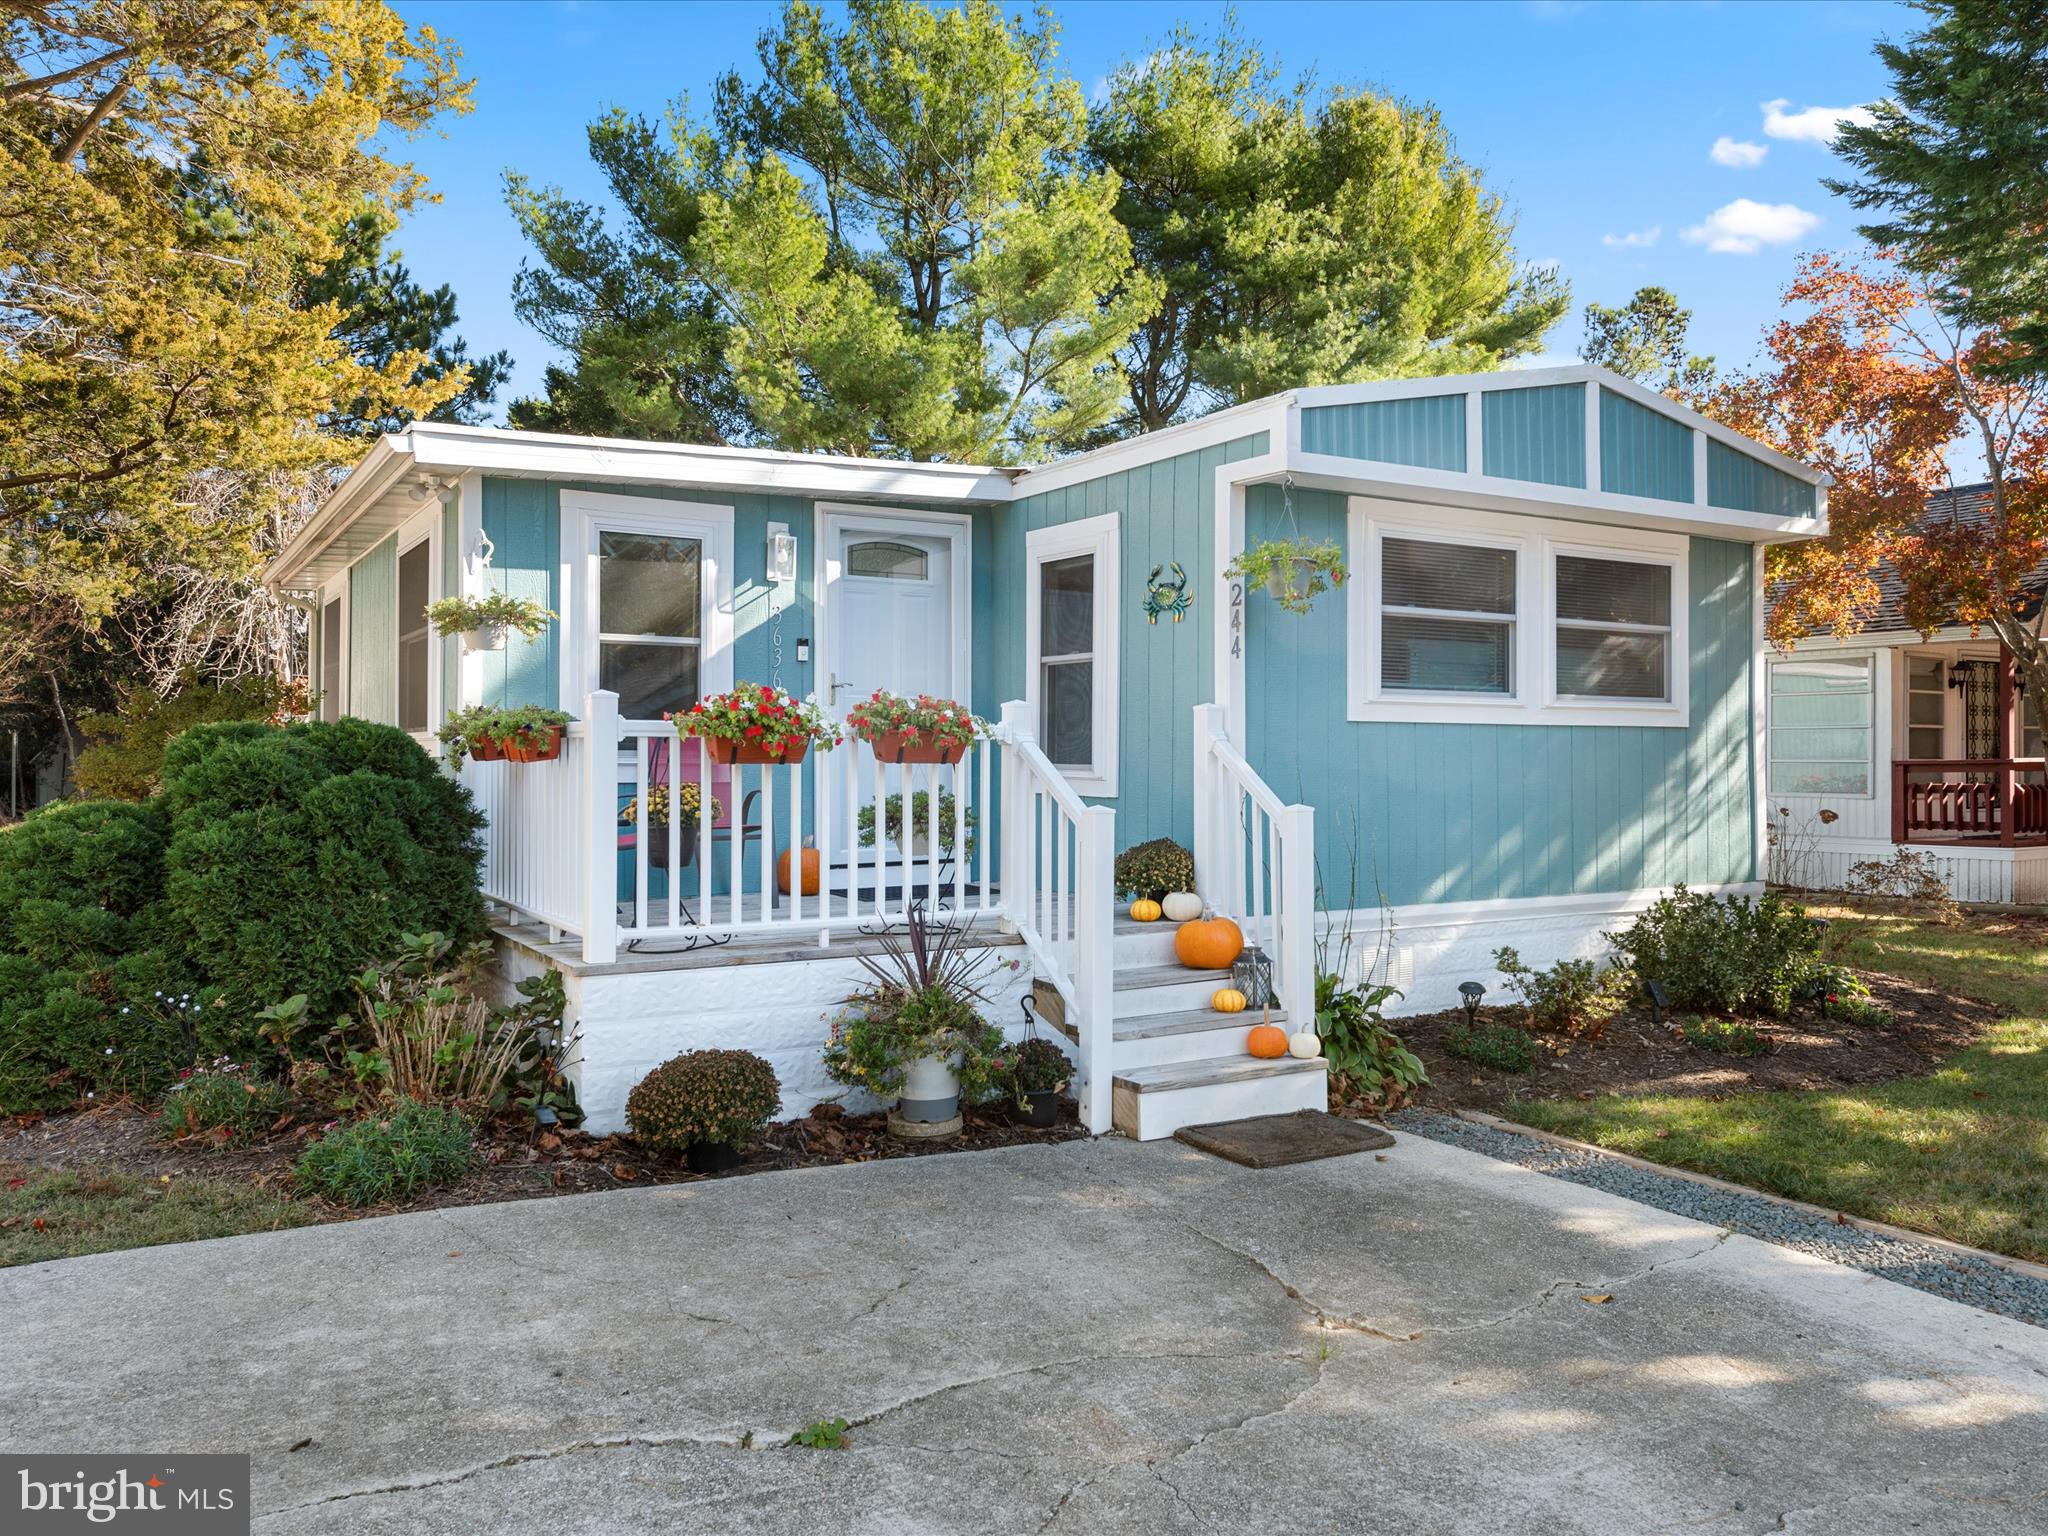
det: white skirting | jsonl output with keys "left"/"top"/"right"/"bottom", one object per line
{"left": 1772, "top": 837, "right": 2048, "bottom": 906}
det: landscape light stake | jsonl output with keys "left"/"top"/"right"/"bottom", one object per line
{"left": 1458, "top": 981, "right": 1485, "bottom": 1027}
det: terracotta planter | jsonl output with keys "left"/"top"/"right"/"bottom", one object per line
{"left": 466, "top": 734, "right": 506, "bottom": 763}
{"left": 867, "top": 728, "right": 967, "bottom": 765}
{"left": 503, "top": 725, "right": 564, "bottom": 764}
{"left": 704, "top": 736, "right": 811, "bottom": 766}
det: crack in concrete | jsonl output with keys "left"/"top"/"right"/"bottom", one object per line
{"left": 431, "top": 1207, "right": 571, "bottom": 1279}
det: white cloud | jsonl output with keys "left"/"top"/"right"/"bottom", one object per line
{"left": 1761, "top": 98, "right": 1878, "bottom": 144}
{"left": 1710, "top": 136, "right": 1768, "bottom": 168}
{"left": 1682, "top": 199, "right": 1822, "bottom": 255}
{"left": 1601, "top": 226, "right": 1661, "bottom": 249}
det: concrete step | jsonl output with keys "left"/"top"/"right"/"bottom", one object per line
{"left": 1110, "top": 1055, "right": 1329, "bottom": 1142}
{"left": 1111, "top": 963, "right": 1239, "bottom": 1020}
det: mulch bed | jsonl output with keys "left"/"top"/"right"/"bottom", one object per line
{"left": 0, "top": 1097, "right": 1088, "bottom": 1226}
{"left": 1377, "top": 967, "right": 2003, "bottom": 1117}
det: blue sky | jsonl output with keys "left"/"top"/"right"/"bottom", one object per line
{"left": 389, "top": 0, "right": 1912, "bottom": 420}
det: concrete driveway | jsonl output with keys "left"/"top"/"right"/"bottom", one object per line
{"left": 3, "top": 1133, "right": 2043, "bottom": 1535}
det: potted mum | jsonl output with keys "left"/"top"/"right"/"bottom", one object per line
{"left": 857, "top": 788, "right": 978, "bottom": 862}
{"left": 992, "top": 1037, "right": 1071, "bottom": 1127}
{"left": 425, "top": 592, "right": 555, "bottom": 653}
{"left": 1225, "top": 539, "right": 1348, "bottom": 616}
{"left": 821, "top": 904, "right": 1009, "bottom": 1135}
{"left": 673, "top": 683, "right": 840, "bottom": 765}
{"left": 625, "top": 1048, "right": 782, "bottom": 1174}
{"left": 845, "top": 689, "right": 983, "bottom": 764}
{"left": 620, "top": 781, "right": 723, "bottom": 867}
{"left": 438, "top": 704, "right": 576, "bottom": 763}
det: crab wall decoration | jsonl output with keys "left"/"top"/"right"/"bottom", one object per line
{"left": 1144, "top": 561, "right": 1193, "bottom": 625}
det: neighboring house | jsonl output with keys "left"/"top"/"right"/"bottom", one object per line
{"left": 1763, "top": 483, "right": 2048, "bottom": 904}
{"left": 265, "top": 364, "right": 1826, "bottom": 1139}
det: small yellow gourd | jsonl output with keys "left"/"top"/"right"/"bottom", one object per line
{"left": 1128, "top": 897, "right": 1163, "bottom": 923}
{"left": 1211, "top": 987, "right": 1248, "bottom": 1014}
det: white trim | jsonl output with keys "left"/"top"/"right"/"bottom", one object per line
{"left": 557, "top": 489, "right": 736, "bottom": 716}
{"left": 1751, "top": 546, "right": 1769, "bottom": 879}
{"left": 318, "top": 573, "right": 351, "bottom": 721}
{"left": 812, "top": 501, "right": 974, "bottom": 713}
{"left": 455, "top": 469, "right": 485, "bottom": 713}
{"left": 1346, "top": 496, "right": 1690, "bottom": 728}
{"left": 1025, "top": 511, "right": 1121, "bottom": 797}
{"left": 1212, "top": 447, "right": 1287, "bottom": 743}
{"left": 395, "top": 500, "right": 443, "bottom": 744}
{"left": 1008, "top": 394, "right": 1290, "bottom": 497}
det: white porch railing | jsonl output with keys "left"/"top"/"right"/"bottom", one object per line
{"left": 997, "top": 701, "right": 1115, "bottom": 1134}
{"left": 1192, "top": 703, "right": 1316, "bottom": 1026}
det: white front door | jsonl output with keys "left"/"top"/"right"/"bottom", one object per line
{"left": 821, "top": 513, "right": 966, "bottom": 864}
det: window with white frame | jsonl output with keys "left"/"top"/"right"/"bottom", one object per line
{"left": 1347, "top": 497, "right": 1689, "bottom": 727}
{"left": 1768, "top": 655, "right": 1873, "bottom": 796}
{"left": 1026, "top": 513, "right": 1119, "bottom": 796}
{"left": 598, "top": 530, "right": 703, "bottom": 719}
{"left": 396, "top": 537, "right": 433, "bottom": 734}
{"left": 1379, "top": 536, "right": 1516, "bottom": 695}
{"left": 2025, "top": 695, "right": 2043, "bottom": 760}
{"left": 1553, "top": 553, "right": 1673, "bottom": 701}
{"left": 1904, "top": 655, "right": 1945, "bottom": 760}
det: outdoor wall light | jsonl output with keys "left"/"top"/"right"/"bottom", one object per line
{"left": 1457, "top": 981, "right": 1485, "bottom": 1026}
{"left": 767, "top": 526, "right": 798, "bottom": 584}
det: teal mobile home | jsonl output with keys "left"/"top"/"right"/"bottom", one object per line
{"left": 268, "top": 365, "right": 1826, "bottom": 1138}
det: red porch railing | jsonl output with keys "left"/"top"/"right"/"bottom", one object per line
{"left": 1892, "top": 758, "right": 2048, "bottom": 846}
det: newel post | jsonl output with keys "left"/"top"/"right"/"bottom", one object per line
{"left": 1076, "top": 803, "right": 1117, "bottom": 1135}
{"left": 998, "top": 700, "right": 1032, "bottom": 931}
{"left": 582, "top": 689, "right": 620, "bottom": 965}
{"left": 1279, "top": 802, "right": 1316, "bottom": 1026}
{"left": 1191, "top": 703, "right": 1225, "bottom": 909}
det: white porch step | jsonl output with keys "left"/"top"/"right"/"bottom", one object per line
{"left": 1112, "top": 963, "right": 1238, "bottom": 1019}
{"left": 1112, "top": 916, "right": 1184, "bottom": 968}
{"left": 1044, "top": 1004, "right": 1288, "bottom": 1071}
{"left": 1111, "top": 1055, "right": 1328, "bottom": 1142}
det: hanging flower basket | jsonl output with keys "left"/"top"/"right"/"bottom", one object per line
{"left": 438, "top": 705, "right": 574, "bottom": 765}
{"left": 504, "top": 724, "right": 565, "bottom": 763}
{"left": 705, "top": 736, "right": 810, "bottom": 766}
{"left": 462, "top": 624, "right": 508, "bottom": 654}
{"left": 846, "top": 690, "right": 983, "bottom": 764}
{"left": 674, "top": 684, "right": 841, "bottom": 766}
{"left": 1226, "top": 538, "right": 1348, "bottom": 616}
{"left": 425, "top": 593, "right": 556, "bottom": 646}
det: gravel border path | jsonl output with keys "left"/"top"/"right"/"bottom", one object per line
{"left": 1391, "top": 1109, "right": 2048, "bottom": 1329}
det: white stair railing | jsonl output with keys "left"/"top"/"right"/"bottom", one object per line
{"left": 1192, "top": 703, "right": 1315, "bottom": 1027}
{"left": 996, "top": 701, "right": 1115, "bottom": 1134}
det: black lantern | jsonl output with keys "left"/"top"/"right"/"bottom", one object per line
{"left": 1233, "top": 946, "right": 1276, "bottom": 1008}
{"left": 1458, "top": 981, "right": 1485, "bottom": 1026}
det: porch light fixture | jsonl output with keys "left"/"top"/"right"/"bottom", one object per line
{"left": 1644, "top": 978, "right": 1670, "bottom": 1026}
{"left": 1457, "top": 981, "right": 1485, "bottom": 1026}
{"left": 767, "top": 527, "right": 798, "bottom": 584}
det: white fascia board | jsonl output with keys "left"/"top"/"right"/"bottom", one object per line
{"left": 1005, "top": 394, "right": 1294, "bottom": 498}
{"left": 263, "top": 433, "right": 415, "bottom": 589}
{"left": 402, "top": 427, "right": 1014, "bottom": 504}
{"left": 1285, "top": 450, "right": 1826, "bottom": 544}
{"left": 1778, "top": 623, "right": 1998, "bottom": 652}
{"left": 1294, "top": 362, "right": 1830, "bottom": 489}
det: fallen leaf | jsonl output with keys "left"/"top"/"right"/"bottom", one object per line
{"left": 0, "top": 1215, "right": 19, "bottom": 1229}
{"left": 1580, "top": 1293, "right": 1614, "bottom": 1305}
{"left": 446, "top": 1251, "right": 462, "bottom": 1259}
{"left": 287, "top": 1438, "right": 312, "bottom": 1454}
{"left": 611, "top": 1163, "right": 637, "bottom": 1181}
{"left": 32, "top": 1217, "right": 45, "bottom": 1231}
{"left": 537, "top": 1132, "right": 562, "bottom": 1154}
{"left": 6, "top": 1177, "right": 25, "bottom": 1190}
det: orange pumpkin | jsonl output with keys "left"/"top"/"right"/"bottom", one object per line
{"left": 1174, "top": 915, "right": 1244, "bottom": 971}
{"left": 777, "top": 845, "right": 821, "bottom": 895}
{"left": 1247, "top": 1024, "right": 1288, "bottom": 1059}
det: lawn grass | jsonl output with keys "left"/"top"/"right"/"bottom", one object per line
{"left": 1514, "top": 908, "right": 2048, "bottom": 1263}
{"left": 0, "top": 1164, "right": 311, "bottom": 1267}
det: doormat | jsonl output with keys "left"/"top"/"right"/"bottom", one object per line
{"left": 1176, "top": 1111, "right": 1395, "bottom": 1168}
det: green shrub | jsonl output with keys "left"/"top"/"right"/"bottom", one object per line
{"left": 1605, "top": 886, "right": 1820, "bottom": 1016}
{"left": 1444, "top": 1020, "right": 1539, "bottom": 1073}
{"left": 160, "top": 719, "right": 487, "bottom": 1030}
{"left": 1113, "top": 838, "right": 1195, "bottom": 900}
{"left": 1315, "top": 972, "right": 1427, "bottom": 1103}
{"left": 292, "top": 1099, "right": 477, "bottom": 1206}
{"left": 73, "top": 672, "right": 298, "bottom": 802}
{"left": 1492, "top": 946, "right": 1628, "bottom": 1034}
{"left": 1677, "top": 1016, "right": 1772, "bottom": 1057}
{"left": 0, "top": 801, "right": 205, "bottom": 1111}
{"left": 1821, "top": 993, "right": 1893, "bottom": 1029}
{"left": 159, "top": 1060, "right": 294, "bottom": 1143}
{"left": 627, "top": 1049, "right": 782, "bottom": 1151}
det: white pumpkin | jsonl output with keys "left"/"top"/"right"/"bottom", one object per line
{"left": 1287, "top": 1029, "right": 1322, "bottom": 1060}
{"left": 1161, "top": 891, "right": 1203, "bottom": 923}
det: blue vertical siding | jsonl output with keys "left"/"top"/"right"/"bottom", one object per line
{"left": 986, "top": 434, "right": 1270, "bottom": 842}
{"left": 1300, "top": 396, "right": 1466, "bottom": 470}
{"left": 347, "top": 535, "right": 397, "bottom": 725}
{"left": 1240, "top": 482, "right": 1755, "bottom": 904}
{"left": 1600, "top": 388, "right": 1694, "bottom": 503}
{"left": 1483, "top": 384, "right": 1586, "bottom": 488}
{"left": 1707, "top": 439, "right": 1817, "bottom": 517}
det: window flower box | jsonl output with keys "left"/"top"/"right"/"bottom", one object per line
{"left": 673, "top": 684, "right": 840, "bottom": 766}
{"left": 846, "top": 690, "right": 983, "bottom": 764}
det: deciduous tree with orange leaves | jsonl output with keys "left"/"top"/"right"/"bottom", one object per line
{"left": 1702, "top": 252, "right": 2048, "bottom": 699}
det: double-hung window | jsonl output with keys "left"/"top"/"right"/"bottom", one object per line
{"left": 598, "top": 530, "right": 703, "bottom": 719}
{"left": 1553, "top": 554, "right": 1673, "bottom": 701}
{"left": 1025, "top": 512, "right": 1119, "bottom": 796}
{"left": 1379, "top": 536, "right": 1516, "bottom": 695}
{"left": 1905, "top": 656, "right": 1946, "bottom": 760}
{"left": 1768, "top": 656, "right": 1874, "bottom": 796}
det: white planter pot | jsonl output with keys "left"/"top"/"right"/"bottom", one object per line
{"left": 462, "top": 624, "right": 508, "bottom": 654}
{"left": 898, "top": 1052, "right": 961, "bottom": 1123}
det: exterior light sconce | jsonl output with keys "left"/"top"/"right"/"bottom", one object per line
{"left": 767, "top": 525, "right": 798, "bottom": 584}
{"left": 1457, "top": 981, "right": 1485, "bottom": 1026}
{"left": 1644, "top": 978, "right": 1670, "bottom": 1026}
